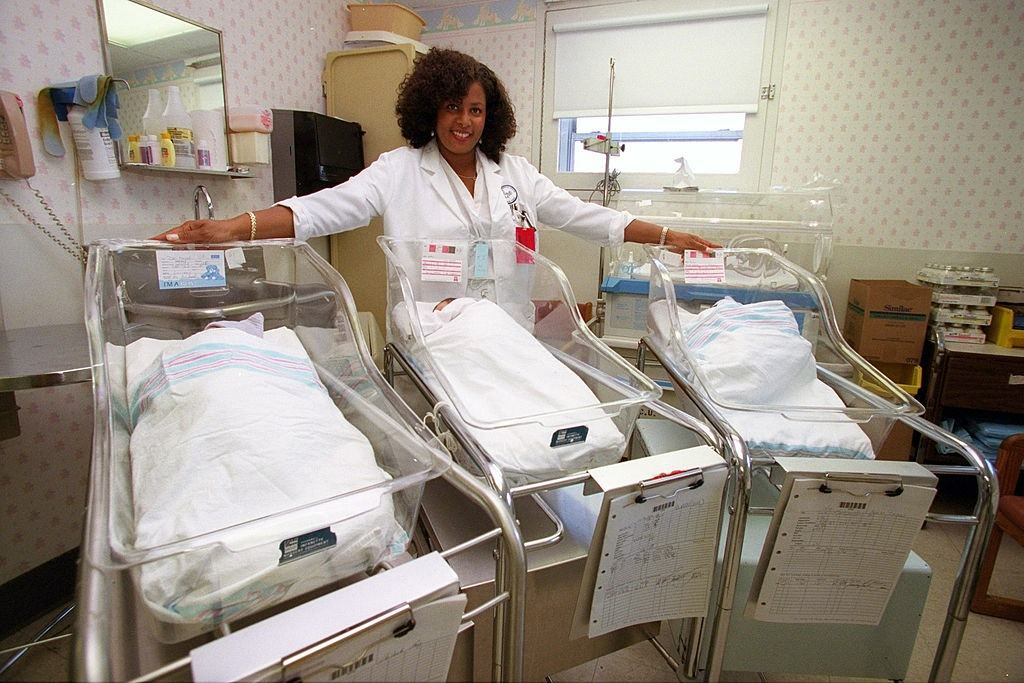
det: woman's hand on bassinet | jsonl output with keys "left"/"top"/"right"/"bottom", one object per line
{"left": 663, "top": 230, "right": 721, "bottom": 254}
{"left": 623, "top": 219, "right": 721, "bottom": 253}
{"left": 152, "top": 216, "right": 249, "bottom": 243}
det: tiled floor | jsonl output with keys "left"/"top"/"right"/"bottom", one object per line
{"left": 2, "top": 522, "right": 1021, "bottom": 682}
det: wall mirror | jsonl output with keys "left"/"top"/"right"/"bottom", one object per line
{"left": 97, "top": 0, "right": 244, "bottom": 176}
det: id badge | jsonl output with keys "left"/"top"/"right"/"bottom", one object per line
{"left": 472, "top": 241, "right": 490, "bottom": 279}
{"left": 420, "top": 242, "right": 465, "bottom": 283}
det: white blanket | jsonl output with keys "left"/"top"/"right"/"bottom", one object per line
{"left": 397, "top": 298, "right": 627, "bottom": 484}
{"left": 125, "top": 325, "right": 403, "bottom": 627}
{"left": 648, "top": 299, "right": 874, "bottom": 459}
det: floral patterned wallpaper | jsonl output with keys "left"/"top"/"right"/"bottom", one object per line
{"left": 773, "top": 0, "right": 1024, "bottom": 253}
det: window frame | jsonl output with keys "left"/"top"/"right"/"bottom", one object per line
{"left": 535, "top": 0, "right": 790, "bottom": 193}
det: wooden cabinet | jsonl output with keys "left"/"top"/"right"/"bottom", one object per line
{"left": 919, "top": 338, "right": 1024, "bottom": 461}
{"left": 323, "top": 44, "right": 418, "bottom": 333}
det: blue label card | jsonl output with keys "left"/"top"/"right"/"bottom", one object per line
{"left": 550, "top": 425, "right": 589, "bottom": 448}
{"left": 473, "top": 241, "right": 490, "bottom": 279}
{"left": 279, "top": 527, "right": 337, "bottom": 565}
{"left": 156, "top": 250, "right": 227, "bottom": 289}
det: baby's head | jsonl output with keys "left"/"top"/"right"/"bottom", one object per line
{"left": 433, "top": 297, "right": 456, "bottom": 312}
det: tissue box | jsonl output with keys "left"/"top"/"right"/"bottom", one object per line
{"left": 229, "top": 132, "right": 270, "bottom": 165}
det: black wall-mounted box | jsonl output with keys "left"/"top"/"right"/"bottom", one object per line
{"left": 271, "top": 109, "right": 365, "bottom": 201}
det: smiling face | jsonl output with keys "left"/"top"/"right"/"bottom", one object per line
{"left": 435, "top": 81, "right": 486, "bottom": 166}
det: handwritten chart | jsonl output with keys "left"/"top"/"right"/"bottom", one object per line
{"left": 588, "top": 466, "right": 726, "bottom": 637}
{"left": 751, "top": 478, "right": 934, "bottom": 625}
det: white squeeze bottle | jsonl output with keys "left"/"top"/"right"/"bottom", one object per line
{"left": 141, "top": 89, "right": 164, "bottom": 137}
{"left": 66, "top": 105, "right": 120, "bottom": 180}
{"left": 161, "top": 86, "right": 195, "bottom": 169}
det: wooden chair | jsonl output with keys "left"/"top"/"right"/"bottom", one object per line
{"left": 970, "top": 433, "right": 1024, "bottom": 621}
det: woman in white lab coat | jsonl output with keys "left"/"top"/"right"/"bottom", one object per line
{"left": 157, "top": 48, "right": 717, "bottom": 254}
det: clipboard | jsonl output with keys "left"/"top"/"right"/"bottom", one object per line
{"left": 569, "top": 447, "right": 727, "bottom": 639}
{"left": 190, "top": 552, "right": 465, "bottom": 682}
{"left": 746, "top": 471, "right": 935, "bottom": 626}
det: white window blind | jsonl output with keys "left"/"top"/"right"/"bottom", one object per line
{"left": 551, "top": 4, "right": 769, "bottom": 119}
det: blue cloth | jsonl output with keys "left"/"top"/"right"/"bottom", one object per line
{"left": 38, "top": 75, "right": 122, "bottom": 157}
{"left": 937, "top": 416, "right": 1024, "bottom": 463}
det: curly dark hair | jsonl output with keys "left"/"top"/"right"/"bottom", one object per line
{"left": 395, "top": 48, "right": 517, "bottom": 162}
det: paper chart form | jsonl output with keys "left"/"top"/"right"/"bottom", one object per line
{"left": 751, "top": 478, "right": 935, "bottom": 625}
{"left": 328, "top": 594, "right": 467, "bottom": 683}
{"left": 588, "top": 466, "right": 726, "bottom": 637}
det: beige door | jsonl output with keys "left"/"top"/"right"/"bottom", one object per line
{"left": 323, "top": 44, "right": 417, "bottom": 333}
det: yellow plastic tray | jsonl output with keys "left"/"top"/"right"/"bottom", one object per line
{"left": 856, "top": 362, "right": 923, "bottom": 397}
{"left": 987, "top": 305, "right": 1024, "bottom": 348}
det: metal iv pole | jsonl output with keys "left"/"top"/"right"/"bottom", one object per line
{"left": 595, "top": 58, "right": 616, "bottom": 332}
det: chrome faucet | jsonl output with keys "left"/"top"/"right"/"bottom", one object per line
{"left": 193, "top": 184, "right": 214, "bottom": 220}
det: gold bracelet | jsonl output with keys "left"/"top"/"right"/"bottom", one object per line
{"left": 246, "top": 211, "right": 257, "bottom": 240}
{"left": 658, "top": 225, "right": 669, "bottom": 246}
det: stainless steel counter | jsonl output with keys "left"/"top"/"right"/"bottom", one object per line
{"left": 0, "top": 324, "right": 92, "bottom": 391}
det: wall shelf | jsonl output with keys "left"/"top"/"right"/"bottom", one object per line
{"left": 121, "top": 163, "right": 255, "bottom": 179}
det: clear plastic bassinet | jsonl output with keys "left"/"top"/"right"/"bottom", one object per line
{"left": 644, "top": 246, "right": 924, "bottom": 458}
{"left": 83, "top": 239, "right": 451, "bottom": 643}
{"left": 378, "top": 236, "right": 661, "bottom": 484}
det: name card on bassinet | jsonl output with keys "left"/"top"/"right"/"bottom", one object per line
{"left": 156, "top": 249, "right": 226, "bottom": 289}
{"left": 421, "top": 243, "right": 465, "bottom": 283}
{"left": 683, "top": 249, "right": 725, "bottom": 284}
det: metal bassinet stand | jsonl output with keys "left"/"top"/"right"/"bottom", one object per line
{"left": 73, "top": 240, "right": 527, "bottom": 682}
{"left": 73, "top": 458, "right": 527, "bottom": 682}
{"left": 389, "top": 340, "right": 736, "bottom": 680}
{"left": 635, "top": 248, "right": 997, "bottom": 682}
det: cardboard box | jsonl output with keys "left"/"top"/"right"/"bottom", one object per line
{"left": 876, "top": 421, "right": 915, "bottom": 461}
{"left": 844, "top": 279, "right": 931, "bottom": 365}
{"left": 347, "top": 3, "right": 425, "bottom": 40}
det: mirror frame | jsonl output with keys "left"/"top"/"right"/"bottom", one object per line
{"left": 95, "top": 0, "right": 247, "bottom": 176}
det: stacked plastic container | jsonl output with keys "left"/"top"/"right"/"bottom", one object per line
{"left": 916, "top": 264, "right": 1000, "bottom": 344}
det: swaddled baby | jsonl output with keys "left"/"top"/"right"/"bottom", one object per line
{"left": 648, "top": 298, "right": 875, "bottom": 459}
{"left": 398, "top": 297, "right": 627, "bottom": 484}
{"left": 125, "top": 313, "right": 404, "bottom": 632}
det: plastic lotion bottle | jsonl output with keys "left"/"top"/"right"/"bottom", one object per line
{"left": 146, "top": 135, "right": 160, "bottom": 165}
{"left": 196, "top": 139, "right": 212, "bottom": 169}
{"left": 161, "top": 86, "right": 195, "bottom": 169}
{"left": 66, "top": 105, "right": 120, "bottom": 180}
{"left": 142, "top": 89, "right": 164, "bottom": 137}
{"left": 159, "top": 132, "right": 176, "bottom": 167}
{"left": 127, "top": 135, "right": 140, "bottom": 163}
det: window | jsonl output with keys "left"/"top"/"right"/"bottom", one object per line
{"left": 559, "top": 113, "right": 745, "bottom": 175}
{"left": 539, "top": 0, "right": 787, "bottom": 192}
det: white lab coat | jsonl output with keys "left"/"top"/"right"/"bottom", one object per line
{"left": 278, "top": 139, "right": 632, "bottom": 246}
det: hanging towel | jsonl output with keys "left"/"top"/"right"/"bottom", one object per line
{"left": 37, "top": 75, "right": 123, "bottom": 157}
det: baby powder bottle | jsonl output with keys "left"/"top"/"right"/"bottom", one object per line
{"left": 161, "top": 86, "right": 195, "bottom": 169}
{"left": 142, "top": 88, "right": 164, "bottom": 137}
{"left": 66, "top": 105, "right": 120, "bottom": 180}
{"left": 159, "top": 132, "right": 176, "bottom": 167}
{"left": 126, "top": 135, "right": 140, "bottom": 163}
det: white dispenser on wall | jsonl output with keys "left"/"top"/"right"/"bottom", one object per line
{"left": 67, "top": 105, "right": 120, "bottom": 180}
